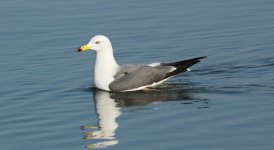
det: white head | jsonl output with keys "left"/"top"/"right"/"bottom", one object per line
{"left": 78, "top": 35, "right": 113, "bottom": 53}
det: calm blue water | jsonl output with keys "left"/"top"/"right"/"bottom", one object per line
{"left": 1, "top": 0, "right": 274, "bottom": 149}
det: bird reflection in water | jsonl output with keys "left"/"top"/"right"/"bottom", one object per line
{"left": 82, "top": 89, "right": 121, "bottom": 149}
{"left": 82, "top": 85, "right": 209, "bottom": 149}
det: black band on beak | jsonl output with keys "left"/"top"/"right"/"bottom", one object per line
{"left": 77, "top": 47, "right": 82, "bottom": 52}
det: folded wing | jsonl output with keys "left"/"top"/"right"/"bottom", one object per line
{"left": 109, "top": 56, "right": 206, "bottom": 92}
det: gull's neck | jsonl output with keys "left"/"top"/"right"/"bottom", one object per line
{"left": 94, "top": 48, "right": 119, "bottom": 91}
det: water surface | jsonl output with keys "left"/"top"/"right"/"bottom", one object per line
{"left": 1, "top": 0, "right": 274, "bottom": 149}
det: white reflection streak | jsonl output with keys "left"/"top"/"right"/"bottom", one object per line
{"left": 87, "top": 91, "right": 121, "bottom": 149}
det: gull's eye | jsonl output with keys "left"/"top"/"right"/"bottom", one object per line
{"left": 95, "top": 41, "right": 100, "bottom": 44}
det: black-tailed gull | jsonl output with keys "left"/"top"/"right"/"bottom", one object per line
{"left": 78, "top": 35, "right": 206, "bottom": 92}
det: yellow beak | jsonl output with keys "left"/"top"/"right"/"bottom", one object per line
{"left": 78, "top": 44, "right": 91, "bottom": 52}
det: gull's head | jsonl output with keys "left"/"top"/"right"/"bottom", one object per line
{"left": 78, "top": 35, "right": 112, "bottom": 53}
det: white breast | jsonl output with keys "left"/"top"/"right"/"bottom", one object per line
{"left": 94, "top": 52, "right": 119, "bottom": 91}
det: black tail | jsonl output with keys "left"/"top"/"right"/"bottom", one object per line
{"left": 162, "top": 56, "right": 207, "bottom": 77}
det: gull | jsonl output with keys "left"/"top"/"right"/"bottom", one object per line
{"left": 78, "top": 35, "right": 206, "bottom": 92}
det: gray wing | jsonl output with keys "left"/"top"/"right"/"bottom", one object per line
{"left": 109, "top": 65, "right": 173, "bottom": 92}
{"left": 113, "top": 64, "right": 143, "bottom": 79}
{"left": 110, "top": 56, "right": 207, "bottom": 92}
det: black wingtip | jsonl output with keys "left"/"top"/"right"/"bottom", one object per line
{"left": 192, "top": 56, "right": 207, "bottom": 63}
{"left": 163, "top": 56, "right": 207, "bottom": 67}
{"left": 197, "top": 56, "right": 207, "bottom": 59}
{"left": 163, "top": 56, "right": 207, "bottom": 78}
{"left": 192, "top": 56, "right": 207, "bottom": 61}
